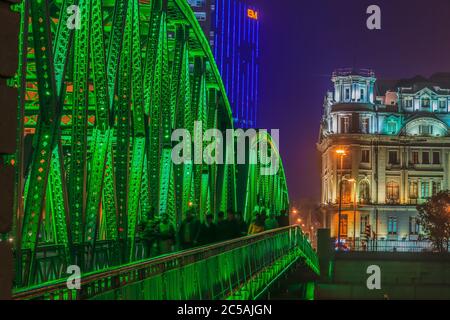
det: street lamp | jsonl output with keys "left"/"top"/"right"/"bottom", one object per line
{"left": 336, "top": 149, "right": 347, "bottom": 251}
{"left": 344, "top": 178, "right": 357, "bottom": 250}
{"left": 351, "top": 179, "right": 357, "bottom": 249}
{"left": 338, "top": 177, "right": 357, "bottom": 249}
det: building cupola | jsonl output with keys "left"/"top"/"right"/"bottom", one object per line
{"left": 332, "top": 68, "right": 376, "bottom": 104}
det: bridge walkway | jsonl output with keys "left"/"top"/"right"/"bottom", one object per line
{"left": 13, "top": 226, "right": 319, "bottom": 300}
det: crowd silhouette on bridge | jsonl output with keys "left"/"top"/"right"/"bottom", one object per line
{"left": 138, "top": 208, "right": 289, "bottom": 258}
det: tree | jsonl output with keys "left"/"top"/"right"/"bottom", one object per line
{"left": 417, "top": 191, "right": 450, "bottom": 252}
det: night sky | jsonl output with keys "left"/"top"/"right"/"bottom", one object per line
{"left": 256, "top": 0, "right": 450, "bottom": 202}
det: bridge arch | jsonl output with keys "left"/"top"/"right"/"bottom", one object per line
{"left": 7, "top": 0, "right": 290, "bottom": 287}
{"left": 237, "top": 131, "right": 290, "bottom": 222}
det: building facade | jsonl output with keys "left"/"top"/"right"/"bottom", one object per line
{"left": 189, "top": 0, "right": 260, "bottom": 128}
{"left": 317, "top": 69, "right": 450, "bottom": 247}
{"left": 187, "top": 0, "right": 215, "bottom": 46}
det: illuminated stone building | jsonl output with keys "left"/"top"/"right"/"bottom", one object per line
{"left": 317, "top": 69, "right": 450, "bottom": 245}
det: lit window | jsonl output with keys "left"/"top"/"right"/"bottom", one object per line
{"left": 421, "top": 182, "right": 430, "bottom": 199}
{"left": 361, "top": 118, "right": 370, "bottom": 133}
{"left": 361, "top": 150, "right": 370, "bottom": 163}
{"left": 194, "top": 12, "right": 207, "bottom": 21}
{"left": 340, "top": 180, "right": 354, "bottom": 204}
{"left": 388, "top": 151, "right": 399, "bottom": 165}
{"left": 409, "top": 217, "right": 420, "bottom": 235}
{"left": 422, "top": 97, "right": 431, "bottom": 108}
{"left": 432, "top": 181, "right": 441, "bottom": 196}
{"left": 433, "top": 151, "right": 440, "bottom": 164}
{"left": 386, "top": 181, "right": 400, "bottom": 203}
{"left": 360, "top": 216, "right": 369, "bottom": 236}
{"left": 419, "top": 125, "right": 433, "bottom": 135}
{"left": 409, "top": 181, "right": 418, "bottom": 199}
{"left": 188, "top": 0, "right": 205, "bottom": 6}
{"left": 422, "top": 151, "right": 430, "bottom": 164}
{"left": 412, "top": 151, "right": 419, "bottom": 164}
{"left": 388, "top": 217, "right": 398, "bottom": 235}
{"left": 340, "top": 214, "right": 348, "bottom": 237}
{"left": 359, "top": 181, "right": 370, "bottom": 204}
{"left": 341, "top": 117, "right": 350, "bottom": 133}
{"left": 345, "top": 88, "right": 350, "bottom": 101}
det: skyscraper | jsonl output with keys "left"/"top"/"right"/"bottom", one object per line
{"left": 189, "top": 0, "right": 261, "bottom": 129}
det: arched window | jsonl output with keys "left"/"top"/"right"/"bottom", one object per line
{"left": 359, "top": 181, "right": 370, "bottom": 204}
{"left": 341, "top": 180, "right": 354, "bottom": 204}
{"left": 405, "top": 117, "right": 448, "bottom": 137}
{"left": 386, "top": 181, "right": 400, "bottom": 204}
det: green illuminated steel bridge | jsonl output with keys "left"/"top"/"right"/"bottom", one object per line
{"left": 1, "top": 0, "right": 318, "bottom": 299}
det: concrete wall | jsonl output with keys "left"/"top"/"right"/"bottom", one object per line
{"left": 316, "top": 252, "right": 450, "bottom": 300}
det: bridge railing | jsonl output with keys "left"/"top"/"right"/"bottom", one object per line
{"left": 15, "top": 240, "right": 123, "bottom": 287}
{"left": 13, "top": 225, "right": 319, "bottom": 300}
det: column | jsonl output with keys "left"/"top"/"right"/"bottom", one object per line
{"left": 377, "top": 146, "right": 386, "bottom": 204}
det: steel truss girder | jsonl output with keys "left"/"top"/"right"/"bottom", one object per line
{"left": 21, "top": 0, "right": 63, "bottom": 285}
{"left": 14, "top": 0, "right": 290, "bottom": 288}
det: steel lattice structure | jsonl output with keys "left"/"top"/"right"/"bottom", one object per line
{"left": 5, "top": 0, "right": 290, "bottom": 287}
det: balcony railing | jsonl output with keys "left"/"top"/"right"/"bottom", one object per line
{"left": 385, "top": 198, "right": 400, "bottom": 205}
{"left": 332, "top": 68, "right": 375, "bottom": 78}
{"left": 334, "top": 239, "right": 442, "bottom": 253}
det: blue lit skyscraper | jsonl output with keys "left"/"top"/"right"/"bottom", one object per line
{"left": 189, "top": 0, "right": 261, "bottom": 128}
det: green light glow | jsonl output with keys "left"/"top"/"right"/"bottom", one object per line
{"left": 10, "top": 0, "right": 294, "bottom": 294}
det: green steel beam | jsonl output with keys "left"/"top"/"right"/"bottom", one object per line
{"left": 13, "top": 0, "right": 292, "bottom": 288}
{"left": 68, "top": 0, "right": 91, "bottom": 244}
{"left": 21, "top": 0, "right": 64, "bottom": 285}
